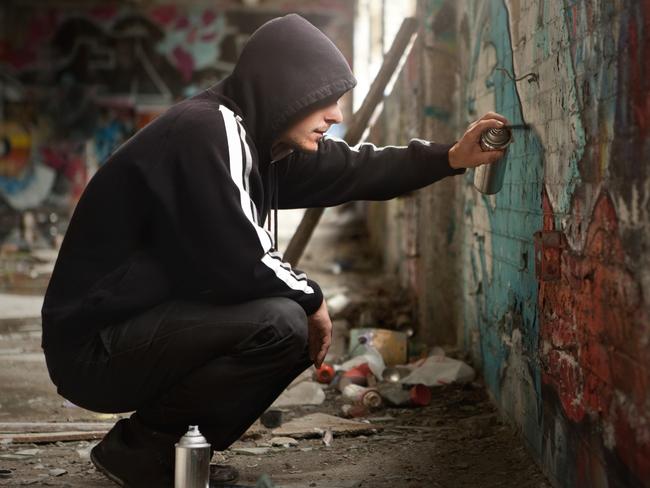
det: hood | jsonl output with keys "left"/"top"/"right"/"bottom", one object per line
{"left": 209, "top": 14, "right": 356, "bottom": 157}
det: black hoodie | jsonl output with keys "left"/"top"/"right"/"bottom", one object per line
{"left": 41, "top": 14, "right": 464, "bottom": 349}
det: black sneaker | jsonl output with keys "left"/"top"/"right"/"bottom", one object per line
{"left": 90, "top": 418, "right": 175, "bottom": 487}
{"left": 91, "top": 417, "right": 240, "bottom": 487}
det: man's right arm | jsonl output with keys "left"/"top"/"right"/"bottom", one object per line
{"left": 275, "top": 112, "right": 508, "bottom": 209}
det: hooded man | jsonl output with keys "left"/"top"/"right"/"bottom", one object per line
{"left": 41, "top": 14, "right": 507, "bottom": 487}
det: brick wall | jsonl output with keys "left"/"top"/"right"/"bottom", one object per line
{"left": 366, "top": 0, "right": 650, "bottom": 485}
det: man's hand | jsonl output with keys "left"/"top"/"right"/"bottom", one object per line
{"left": 307, "top": 299, "right": 332, "bottom": 368}
{"left": 449, "top": 112, "right": 510, "bottom": 169}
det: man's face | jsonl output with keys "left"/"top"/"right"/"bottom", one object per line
{"left": 276, "top": 100, "right": 343, "bottom": 153}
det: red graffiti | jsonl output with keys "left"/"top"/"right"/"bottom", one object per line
{"left": 201, "top": 32, "right": 217, "bottom": 42}
{"left": 40, "top": 143, "right": 87, "bottom": 203}
{"left": 540, "top": 188, "right": 650, "bottom": 481}
{"left": 0, "top": 11, "right": 59, "bottom": 70}
{"left": 202, "top": 9, "right": 217, "bottom": 27}
{"left": 174, "top": 15, "right": 190, "bottom": 31}
{"left": 149, "top": 5, "right": 178, "bottom": 26}
{"left": 172, "top": 46, "right": 194, "bottom": 83}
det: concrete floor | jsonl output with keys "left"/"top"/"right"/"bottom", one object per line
{"left": 0, "top": 208, "right": 551, "bottom": 487}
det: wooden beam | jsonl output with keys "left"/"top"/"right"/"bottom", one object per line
{"left": 0, "top": 431, "right": 107, "bottom": 444}
{"left": 0, "top": 422, "right": 115, "bottom": 433}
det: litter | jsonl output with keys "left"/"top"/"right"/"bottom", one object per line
{"left": 341, "top": 384, "right": 383, "bottom": 409}
{"left": 336, "top": 363, "right": 375, "bottom": 391}
{"left": 340, "top": 404, "right": 369, "bottom": 418}
{"left": 400, "top": 355, "right": 475, "bottom": 386}
{"left": 322, "top": 429, "right": 333, "bottom": 447}
{"left": 315, "top": 364, "right": 335, "bottom": 383}
{"left": 326, "top": 293, "right": 350, "bottom": 316}
{"left": 381, "top": 366, "right": 412, "bottom": 383}
{"left": 339, "top": 348, "right": 385, "bottom": 380}
{"left": 377, "top": 383, "right": 431, "bottom": 407}
{"left": 272, "top": 381, "right": 325, "bottom": 407}
{"left": 349, "top": 328, "right": 407, "bottom": 366}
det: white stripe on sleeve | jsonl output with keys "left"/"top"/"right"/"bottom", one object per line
{"left": 219, "top": 105, "right": 313, "bottom": 295}
{"left": 261, "top": 255, "right": 314, "bottom": 294}
{"left": 219, "top": 105, "right": 273, "bottom": 251}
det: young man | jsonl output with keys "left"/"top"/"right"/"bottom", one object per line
{"left": 41, "top": 14, "right": 507, "bottom": 487}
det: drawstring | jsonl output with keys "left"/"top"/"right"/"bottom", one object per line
{"left": 266, "top": 164, "right": 279, "bottom": 251}
{"left": 273, "top": 164, "right": 279, "bottom": 251}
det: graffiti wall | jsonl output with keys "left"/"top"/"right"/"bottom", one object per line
{"left": 366, "top": 0, "right": 650, "bottom": 485}
{"left": 0, "top": 0, "right": 353, "bottom": 247}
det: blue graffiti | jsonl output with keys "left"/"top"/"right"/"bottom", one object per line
{"left": 463, "top": 0, "right": 544, "bottom": 459}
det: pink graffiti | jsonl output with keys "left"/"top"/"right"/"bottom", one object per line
{"left": 172, "top": 46, "right": 194, "bottom": 82}
{"left": 202, "top": 9, "right": 217, "bottom": 26}
{"left": 174, "top": 15, "right": 190, "bottom": 31}
{"left": 149, "top": 5, "right": 178, "bottom": 26}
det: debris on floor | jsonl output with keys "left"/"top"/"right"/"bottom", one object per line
{"left": 270, "top": 413, "right": 381, "bottom": 439}
{"left": 271, "top": 381, "right": 326, "bottom": 407}
{"left": 0, "top": 208, "right": 551, "bottom": 487}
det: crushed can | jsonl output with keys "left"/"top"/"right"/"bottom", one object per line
{"left": 341, "top": 384, "right": 383, "bottom": 409}
{"left": 474, "top": 126, "right": 512, "bottom": 194}
{"left": 175, "top": 425, "right": 210, "bottom": 488}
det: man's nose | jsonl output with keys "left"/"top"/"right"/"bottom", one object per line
{"left": 325, "top": 103, "right": 343, "bottom": 124}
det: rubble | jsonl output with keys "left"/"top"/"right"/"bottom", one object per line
{"left": 271, "top": 413, "right": 381, "bottom": 439}
{"left": 271, "top": 381, "right": 325, "bottom": 407}
{"left": 260, "top": 409, "right": 283, "bottom": 429}
{"left": 269, "top": 437, "right": 298, "bottom": 448}
{"left": 232, "top": 447, "right": 271, "bottom": 456}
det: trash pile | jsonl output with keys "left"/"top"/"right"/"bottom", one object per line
{"left": 272, "top": 319, "right": 477, "bottom": 420}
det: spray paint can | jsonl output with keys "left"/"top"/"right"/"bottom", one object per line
{"left": 175, "top": 425, "right": 210, "bottom": 488}
{"left": 341, "top": 384, "right": 383, "bottom": 409}
{"left": 315, "top": 363, "right": 335, "bottom": 384}
{"left": 473, "top": 127, "right": 512, "bottom": 194}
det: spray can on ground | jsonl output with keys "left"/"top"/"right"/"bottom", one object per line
{"left": 175, "top": 425, "right": 210, "bottom": 488}
{"left": 473, "top": 127, "right": 512, "bottom": 194}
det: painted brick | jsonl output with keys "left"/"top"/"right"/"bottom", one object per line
{"left": 366, "top": 0, "right": 650, "bottom": 486}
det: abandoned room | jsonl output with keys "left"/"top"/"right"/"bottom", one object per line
{"left": 0, "top": 0, "right": 648, "bottom": 487}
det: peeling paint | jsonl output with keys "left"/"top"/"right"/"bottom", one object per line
{"left": 368, "top": 0, "right": 649, "bottom": 484}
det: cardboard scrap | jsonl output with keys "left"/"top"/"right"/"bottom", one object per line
{"left": 271, "top": 413, "right": 382, "bottom": 439}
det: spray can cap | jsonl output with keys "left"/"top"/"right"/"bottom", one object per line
{"left": 176, "top": 425, "right": 210, "bottom": 448}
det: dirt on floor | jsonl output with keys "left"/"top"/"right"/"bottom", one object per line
{"left": 0, "top": 208, "right": 552, "bottom": 487}
{"left": 0, "top": 383, "right": 551, "bottom": 488}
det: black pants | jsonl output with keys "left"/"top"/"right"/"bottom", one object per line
{"left": 45, "top": 297, "right": 312, "bottom": 450}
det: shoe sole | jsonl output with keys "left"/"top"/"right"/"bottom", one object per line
{"left": 90, "top": 447, "right": 128, "bottom": 487}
